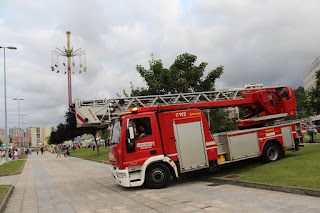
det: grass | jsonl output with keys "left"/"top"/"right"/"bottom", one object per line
{"left": 0, "top": 185, "right": 11, "bottom": 204}
{"left": 0, "top": 160, "right": 25, "bottom": 175}
{"left": 70, "top": 148, "right": 109, "bottom": 163}
{"left": 18, "top": 154, "right": 28, "bottom": 159}
{"left": 209, "top": 144, "right": 320, "bottom": 190}
{"left": 303, "top": 133, "right": 320, "bottom": 142}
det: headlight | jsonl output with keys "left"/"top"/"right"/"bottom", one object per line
{"left": 117, "top": 172, "right": 126, "bottom": 178}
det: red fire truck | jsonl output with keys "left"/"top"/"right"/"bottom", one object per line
{"left": 75, "top": 86, "right": 303, "bottom": 188}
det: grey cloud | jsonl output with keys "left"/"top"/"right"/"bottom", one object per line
{"left": 0, "top": 0, "right": 318, "bottom": 129}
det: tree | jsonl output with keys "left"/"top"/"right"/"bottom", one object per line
{"left": 208, "top": 109, "right": 237, "bottom": 133}
{"left": 49, "top": 105, "right": 104, "bottom": 155}
{"left": 131, "top": 53, "right": 230, "bottom": 132}
{"left": 309, "top": 70, "right": 320, "bottom": 115}
{"left": 132, "top": 53, "right": 223, "bottom": 95}
{"left": 294, "top": 86, "right": 312, "bottom": 118}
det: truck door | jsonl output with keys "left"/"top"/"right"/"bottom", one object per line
{"left": 123, "top": 114, "right": 160, "bottom": 167}
{"left": 173, "top": 116, "right": 208, "bottom": 173}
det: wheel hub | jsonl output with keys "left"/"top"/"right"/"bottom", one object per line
{"left": 151, "top": 169, "right": 165, "bottom": 184}
{"left": 267, "top": 147, "right": 278, "bottom": 161}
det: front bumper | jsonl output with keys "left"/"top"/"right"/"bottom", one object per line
{"left": 110, "top": 166, "right": 145, "bottom": 187}
{"left": 110, "top": 166, "right": 131, "bottom": 187}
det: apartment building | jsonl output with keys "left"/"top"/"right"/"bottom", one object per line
{"left": 9, "top": 128, "right": 24, "bottom": 138}
{"left": 26, "top": 126, "right": 56, "bottom": 146}
{"left": 303, "top": 56, "right": 320, "bottom": 90}
{"left": 0, "top": 128, "right": 6, "bottom": 142}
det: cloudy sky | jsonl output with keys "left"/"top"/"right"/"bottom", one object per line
{"left": 0, "top": 0, "right": 319, "bottom": 129}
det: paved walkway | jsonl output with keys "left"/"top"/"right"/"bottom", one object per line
{"left": 1, "top": 152, "right": 320, "bottom": 212}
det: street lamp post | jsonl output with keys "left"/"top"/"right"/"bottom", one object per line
{"left": 0, "top": 46, "right": 17, "bottom": 168}
{"left": 13, "top": 98, "right": 24, "bottom": 147}
{"left": 20, "top": 115, "right": 26, "bottom": 147}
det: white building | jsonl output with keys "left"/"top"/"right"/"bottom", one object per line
{"left": 303, "top": 56, "right": 320, "bottom": 91}
{"left": 26, "top": 126, "right": 56, "bottom": 146}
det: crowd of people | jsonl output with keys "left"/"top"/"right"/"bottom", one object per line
{"left": 0, "top": 140, "right": 110, "bottom": 161}
{"left": 0, "top": 146, "right": 45, "bottom": 161}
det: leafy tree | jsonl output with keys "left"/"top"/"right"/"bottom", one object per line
{"left": 99, "top": 131, "right": 110, "bottom": 140}
{"left": 294, "top": 86, "right": 312, "bottom": 118}
{"left": 50, "top": 105, "right": 104, "bottom": 155}
{"left": 132, "top": 53, "right": 223, "bottom": 95}
{"left": 207, "top": 109, "right": 237, "bottom": 133}
{"left": 131, "top": 53, "right": 230, "bottom": 132}
{"left": 309, "top": 70, "right": 320, "bottom": 115}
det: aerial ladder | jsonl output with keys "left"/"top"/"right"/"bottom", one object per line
{"left": 75, "top": 85, "right": 296, "bottom": 129}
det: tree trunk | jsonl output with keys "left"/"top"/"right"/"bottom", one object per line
{"left": 93, "top": 134, "right": 100, "bottom": 156}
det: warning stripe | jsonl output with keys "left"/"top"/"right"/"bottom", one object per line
{"left": 77, "top": 114, "right": 86, "bottom": 123}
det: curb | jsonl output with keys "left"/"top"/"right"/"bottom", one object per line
{"left": 0, "top": 160, "right": 26, "bottom": 177}
{"left": 202, "top": 177, "right": 320, "bottom": 197}
{"left": 0, "top": 185, "right": 14, "bottom": 213}
{"left": 69, "top": 155, "right": 109, "bottom": 165}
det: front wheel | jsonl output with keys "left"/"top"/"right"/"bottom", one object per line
{"left": 262, "top": 143, "right": 281, "bottom": 163}
{"left": 145, "top": 163, "right": 171, "bottom": 189}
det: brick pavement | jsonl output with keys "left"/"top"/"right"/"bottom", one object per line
{"left": 1, "top": 152, "right": 320, "bottom": 212}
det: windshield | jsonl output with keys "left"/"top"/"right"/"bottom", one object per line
{"left": 111, "top": 120, "right": 122, "bottom": 145}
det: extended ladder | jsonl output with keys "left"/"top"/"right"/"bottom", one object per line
{"left": 75, "top": 86, "right": 286, "bottom": 127}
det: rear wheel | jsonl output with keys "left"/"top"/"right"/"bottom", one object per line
{"left": 145, "top": 163, "right": 171, "bottom": 189}
{"left": 262, "top": 143, "right": 280, "bottom": 163}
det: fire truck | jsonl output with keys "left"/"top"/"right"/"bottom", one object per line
{"left": 75, "top": 86, "right": 303, "bottom": 188}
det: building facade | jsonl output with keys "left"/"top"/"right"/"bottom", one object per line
{"left": 303, "top": 56, "right": 320, "bottom": 91}
{"left": 26, "top": 126, "right": 56, "bottom": 146}
{"left": 9, "top": 128, "right": 24, "bottom": 138}
{"left": 0, "top": 128, "right": 6, "bottom": 142}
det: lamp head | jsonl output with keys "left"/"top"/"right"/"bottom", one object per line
{"left": 7, "top": 47, "right": 17, "bottom": 50}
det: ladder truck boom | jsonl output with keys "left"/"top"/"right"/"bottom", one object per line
{"left": 75, "top": 86, "right": 296, "bottom": 128}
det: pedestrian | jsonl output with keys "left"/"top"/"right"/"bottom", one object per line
{"left": 56, "top": 146, "right": 61, "bottom": 158}
{"left": 307, "top": 124, "right": 316, "bottom": 143}
{"left": 14, "top": 149, "right": 18, "bottom": 161}
{"left": 40, "top": 147, "right": 43, "bottom": 155}
{"left": 36, "top": 147, "right": 39, "bottom": 155}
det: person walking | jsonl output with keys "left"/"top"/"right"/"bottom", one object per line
{"left": 14, "top": 149, "right": 18, "bottom": 161}
{"left": 56, "top": 145, "right": 61, "bottom": 158}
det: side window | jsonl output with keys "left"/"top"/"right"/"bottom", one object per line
{"left": 126, "top": 117, "right": 152, "bottom": 153}
{"left": 133, "top": 117, "right": 152, "bottom": 141}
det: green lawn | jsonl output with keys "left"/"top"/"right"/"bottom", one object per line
{"left": 303, "top": 133, "right": 320, "bottom": 142}
{"left": 0, "top": 160, "right": 25, "bottom": 175}
{"left": 210, "top": 144, "right": 320, "bottom": 190}
{"left": 70, "top": 148, "right": 109, "bottom": 163}
{"left": 0, "top": 185, "right": 11, "bottom": 204}
{"left": 19, "top": 154, "right": 29, "bottom": 159}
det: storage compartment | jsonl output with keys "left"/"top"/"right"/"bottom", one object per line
{"left": 228, "top": 133, "right": 260, "bottom": 161}
{"left": 212, "top": 133, "right": 231, "bottom": 162}
{"left": 173, "top": 118, "right": 208, "bottom": 173}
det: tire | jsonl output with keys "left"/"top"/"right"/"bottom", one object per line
{"left": 262, "top": 143, "right": 281, "bottom": 163}
{"left": 145, "top": 163, "right": 171, "bottom": 189}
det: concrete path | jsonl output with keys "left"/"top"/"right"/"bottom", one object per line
{"left": 1, "top": 152, "right": 320, "bottom": 212}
